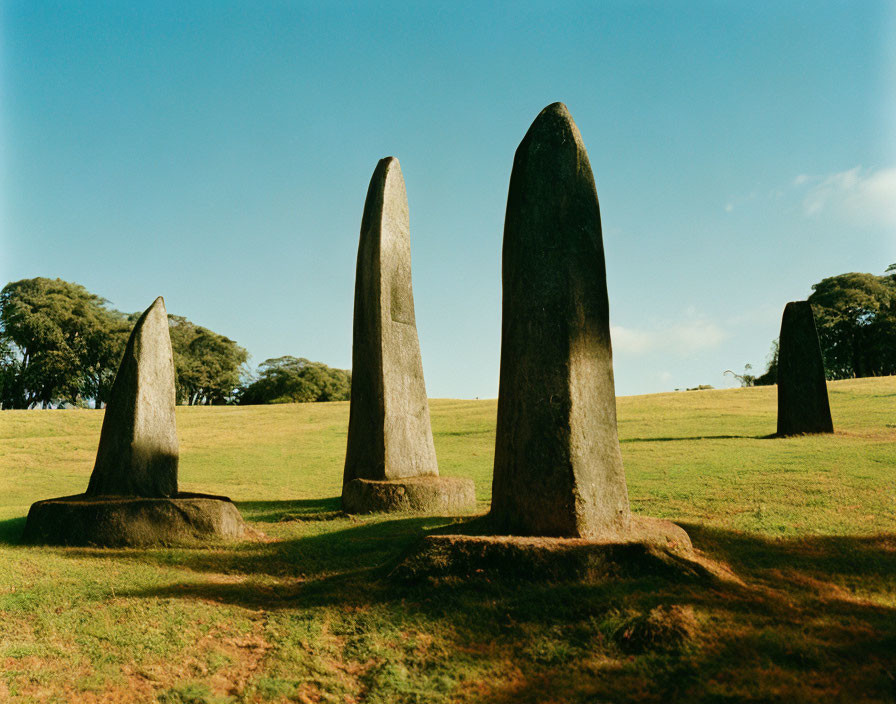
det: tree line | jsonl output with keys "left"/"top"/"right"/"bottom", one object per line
{"left": 730, "top": 265, "right": 896, "bottom": 386}
{"left": 0, "top": 278, "right": 350, "bottom": 409}
{"left": 7, "top": 267, "right": 892, "bottom": 406}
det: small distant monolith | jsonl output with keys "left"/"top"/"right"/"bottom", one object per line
{"left": 22, "top": 297, "right": 251, "bottom": 546}
{"left": 776, "top": 301, "right": 834, "bottom": 436}
{"left": 490, "top": 102, "right": 631, "bottom": 539}
{"left": 342, "top": 157, "right": 475, "bottom": 514}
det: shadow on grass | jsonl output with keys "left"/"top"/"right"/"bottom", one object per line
{"left": 60, "top": 508, "right": 466, "bottom": 583}
{"left": 234, "top": 497, "right": 342, "bottom": 522}
{"left": 620, "top": 434, "right": 776, "bottom": 443}
{"left": 0, "top": 515, "right": 26, "bottom": 545}
{"left": 99, "top": 512, "right": 896, "bottom": 616}
{"left": 45, "top": 509, "right": 896, "bottom": 701}
{"left": 0, "top": 498, "right": 345, "bottom": 546}
{"left": 683, "top": 523, "right": 896, "bottom": 592}
{"left": 111, "top": 518, "right": 896, "bottom": 700}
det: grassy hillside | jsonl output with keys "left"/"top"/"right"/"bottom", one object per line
{"left": 0, "top": 378, "right": 894, "bottom": 702}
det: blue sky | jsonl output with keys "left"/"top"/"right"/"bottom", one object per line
{"left": 2, "top": 1, "right": 895, "bottom": 397}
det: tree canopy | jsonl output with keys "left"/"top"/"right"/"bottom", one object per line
{"left": 1, "top": 277, "right": 352, "bottom": 408}
{"left": 168, "top": 316, "right": 248, "bottom": 405}
{"left": 808, "top": 269, "right": 896, "bottom": 379}
{"left": 0, "top": 278, "right": 129, "bottom": 408}
{"left": 238, "top": 356, "right": 351, "bottom": 405}
{"left": 0, "top": 278, "right": 248, "bottom": 408}
{"left": 754, "top": 266, "right": 896, "bottom": 383}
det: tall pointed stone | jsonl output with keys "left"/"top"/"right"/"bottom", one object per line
{"left": 86, "top": 296, "right": 179, "bottom": 497}
{"left": 491, "top": 103, "right": 631, "bottom": 538}
{"left": 22, "top": 297, "right": 252, "bottom": 546}
{"left": 342, "top": 157, "right": 474, "bottom": 514}
{"left": 777, "top": 301, "right": 834, "bottom": 436}
{"left": 393, "top": 105, "right": 694, "bottom": 576}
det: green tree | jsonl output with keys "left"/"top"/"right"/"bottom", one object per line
{"left": 0, "top": 336, "right": 23, "bottom": 408}
{"left": 238, "top": 356, "right": 351, "bottom": 405}
{"left": 724, "top": 364, "right": 755, "bottom": 387}
{"left": 0, "top": 278, "right": 127, "bottom": 408}
{"left": 168, "top": 316, "right": 248, "bottom": 405}
{"left": 753, "top": 340, "right": 778, "bottom": 386}
{"left": 808, "top": 271, "right": 896, "bottom": 379}
{"left": 1, "top": 277, "right": 249, "bottom": 409}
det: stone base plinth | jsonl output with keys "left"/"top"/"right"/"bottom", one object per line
{"left": 22, "top": 492, "right": 252, "bottom": 547}
{"left": 393, "top": 516, "right": 726, "bottom": 583}
{"left": 342, "top": 476, "right": 476, "bottom": 515}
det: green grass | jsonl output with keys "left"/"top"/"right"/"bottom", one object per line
{"left": 1, "top": 378, "right": 894, "bottom": 702}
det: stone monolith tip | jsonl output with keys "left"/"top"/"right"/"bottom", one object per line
{"left": 342, "top": 157, "right": 474, "bottom": 514}
{"left": 490, "top": 102, "right": 631, "bottom": 539}
{"left": 777, "top": 300, "right": 834, "bottom": 436}
{"left": 86, "top": 296, "right": 179, "bottom": 497}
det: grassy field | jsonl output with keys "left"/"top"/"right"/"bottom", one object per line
{"left": 1, "top": 377, "right": 894, "bottom": 703}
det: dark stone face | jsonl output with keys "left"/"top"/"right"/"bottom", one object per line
{"left": 777, "top": 301, "right": 834, "bottom": 436}
{"left": 86, "top": 297, "right": 179, "bottom": 497}
{"left": 490, "top": 103, "right": 631, "bottom": 539}
{"left": 342, "top": 157, "right": 439, "bottom": 484}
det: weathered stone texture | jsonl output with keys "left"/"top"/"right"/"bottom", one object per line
{"left": 343, "top": 157, "right": 439, "bottom": 484}
{"left": 777, "top": 300, "right": 834, "bottom": 436}
{"left": 86, "top": 297, "right": 179, "bottom": 497}
{"left": 22, "top": 492, "right": 250, "bottom": 547}
{"left": 342, "top": 476, "right": 476, "bottom": 515}
{"left": 393, "top": 516, "right": 709, "bottom": 584}
{"left": 491, "top": 103, "right": 631, "bottom": 539}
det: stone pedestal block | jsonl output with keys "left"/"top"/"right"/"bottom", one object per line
{"left": 393, "top": 516, "right": 720, "bottom": 584}
{"left": 342, "top": 476, "right": 476, "bottom": 515}
{"left": 22, "top": 492, "right": 251, "bottom": 547}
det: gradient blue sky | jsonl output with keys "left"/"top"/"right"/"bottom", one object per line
{"left": 3, "top": 1, "right": 895, "bottom": 398}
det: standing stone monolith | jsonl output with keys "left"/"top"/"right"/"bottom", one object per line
{"left": 341, "top": 157, "right": 474, "bottom": 514}
{"left": 777, "top": 300, "right": 834, "bottom": 436}
{"left": 392, "top": 104, "right": 694, "bottom": 578}
{"left": 491, "top": 102, "right": 631, "bottom": 539}
{"left": 87, "top": 296, "right": 178, "bottom": 497}
{"left": 22, "top": 297, "right": 251, "bottom": 546}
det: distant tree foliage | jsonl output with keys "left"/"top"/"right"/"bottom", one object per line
{"left": 0, "top": 278, "right": 129, "bottom": 408}
{"left": 808, "top": 269, "right": 896, "bottom": 379}
{"left": 724, "top": 364, "right": 755, "bottom": 387}
{"left": 754, "top": 266, "right": 896, "bottom": 383}
{"left": 753, "top": 341, "right": 778, "bottom": 386}
{"left": 0, "top": 278, "right": 248, "bottom": 408}
{"left": 167, "top": 316, "right": 248, "bottom": 405}
{"left": 238, "top": 356, "right": 351, "bottom": 405}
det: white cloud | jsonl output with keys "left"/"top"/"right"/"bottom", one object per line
{"left": 611, "top": 316, "right": 727, "bottom": 357}
{"left": 611, "top": 325, "right": 655, "bottom": 354}
{"left": 666, "top": 319, "right": 727, "bottom": 352}
{"left": 723, "top": 191, "right": 758, "bottom": 214}
{"left": 797, "top": 166, "right": 896, "bottom": 226}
